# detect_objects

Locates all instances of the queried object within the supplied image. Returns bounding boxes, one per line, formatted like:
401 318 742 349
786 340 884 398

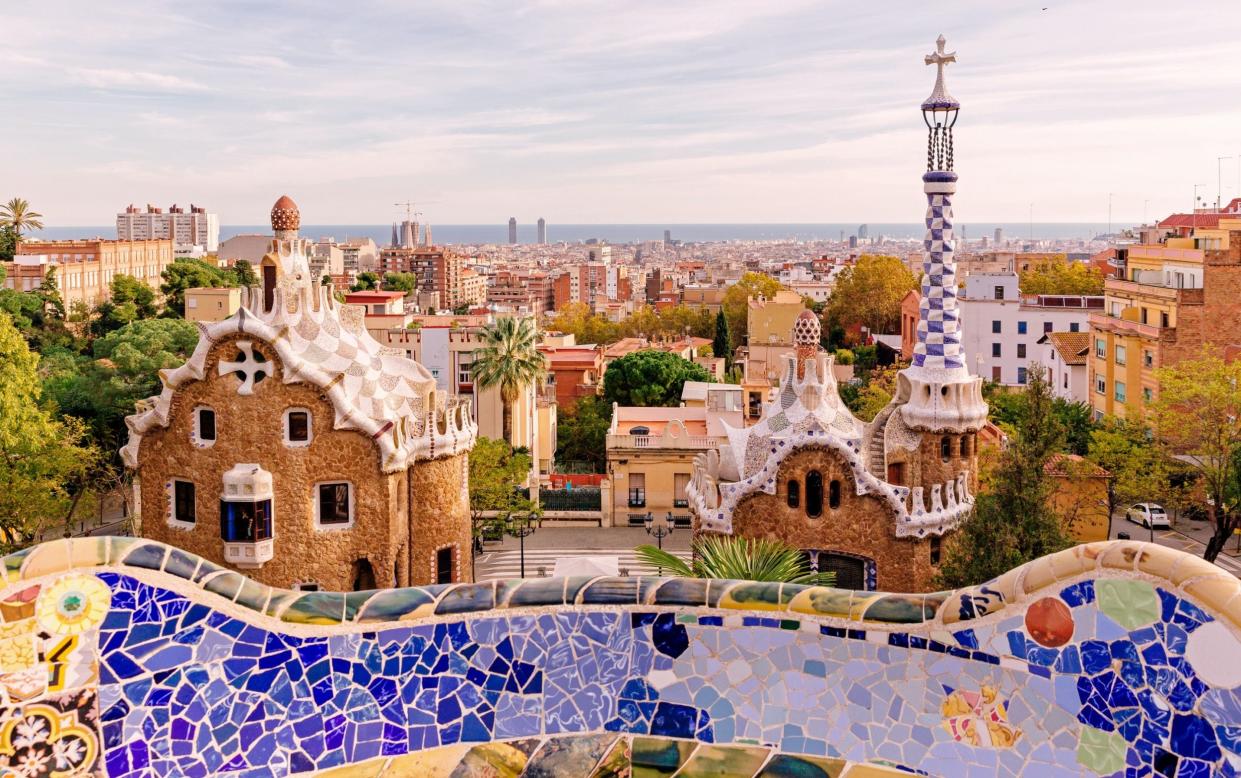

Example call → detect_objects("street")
1110 513 1241 576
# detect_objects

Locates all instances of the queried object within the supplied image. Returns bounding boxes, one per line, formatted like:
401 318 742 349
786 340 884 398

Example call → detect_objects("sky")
4 1 1241 227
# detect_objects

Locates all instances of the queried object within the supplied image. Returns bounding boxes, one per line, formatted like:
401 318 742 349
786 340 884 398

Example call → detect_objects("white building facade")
117 204 219 253
958 272 1102 387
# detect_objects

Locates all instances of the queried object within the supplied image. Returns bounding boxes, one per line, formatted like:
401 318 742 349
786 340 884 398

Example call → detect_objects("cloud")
69 67 209 93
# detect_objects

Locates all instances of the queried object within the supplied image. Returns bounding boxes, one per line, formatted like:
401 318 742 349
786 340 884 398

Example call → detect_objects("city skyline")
5 1 1241 226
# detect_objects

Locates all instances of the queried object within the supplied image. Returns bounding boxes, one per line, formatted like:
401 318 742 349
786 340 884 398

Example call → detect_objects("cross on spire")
921 34 960 111
925 34 956 80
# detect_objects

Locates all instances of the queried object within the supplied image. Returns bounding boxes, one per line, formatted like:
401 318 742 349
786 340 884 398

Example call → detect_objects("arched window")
805 471 824 518
787 480 800 508
628 426 650 436
940 436 952 462
828 479 841 509
960 436 970 457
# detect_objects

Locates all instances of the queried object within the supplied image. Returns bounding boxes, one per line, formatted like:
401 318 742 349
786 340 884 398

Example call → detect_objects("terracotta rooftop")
1042 332 1091 366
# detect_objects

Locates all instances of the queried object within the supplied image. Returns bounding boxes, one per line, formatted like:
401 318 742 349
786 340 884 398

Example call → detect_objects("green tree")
0 312 99 551
468 436 535 534
1150 348 1241 561
721 272 785 351
0 225 16 261
826 255 917 336
636 535 835 585
160 258 236 316
555 395 611 473
351 271 380 292
938 364 1071 587
381 272 417 293
1019 255 1104 296
1087 418 1163 540
232 259 259 287
0 198 44 240
712 310 731 366
603 349 711 407
471 317 548 443
92 275 158 336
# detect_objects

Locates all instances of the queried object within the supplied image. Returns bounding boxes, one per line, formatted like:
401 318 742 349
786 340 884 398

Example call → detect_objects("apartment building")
184 287 241 323
6 238 175 309
1088 216 1241 420
117 203 219 253
958 272 1101 386
486 270 555 315
379 246 465 310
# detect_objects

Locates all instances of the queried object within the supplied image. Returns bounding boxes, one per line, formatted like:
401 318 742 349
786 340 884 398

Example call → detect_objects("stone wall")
4 537 1241 777
725 446 939 592
135 334 468 591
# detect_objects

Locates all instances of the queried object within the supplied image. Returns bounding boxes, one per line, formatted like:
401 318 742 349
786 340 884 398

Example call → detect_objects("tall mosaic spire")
912 35 964 372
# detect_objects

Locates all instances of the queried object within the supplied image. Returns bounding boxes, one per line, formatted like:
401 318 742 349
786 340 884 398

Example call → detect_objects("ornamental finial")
921 34 959 111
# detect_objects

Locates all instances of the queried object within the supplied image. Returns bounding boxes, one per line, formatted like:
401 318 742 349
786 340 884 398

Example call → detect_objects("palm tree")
0 198 44 239
471 316 548 444
636 535 837 586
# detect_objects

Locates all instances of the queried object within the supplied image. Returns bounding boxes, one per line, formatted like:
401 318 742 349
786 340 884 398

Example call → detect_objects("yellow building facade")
1088 224 1241 420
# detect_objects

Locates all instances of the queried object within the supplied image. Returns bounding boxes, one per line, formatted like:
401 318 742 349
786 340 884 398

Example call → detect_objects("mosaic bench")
1 537 1239 777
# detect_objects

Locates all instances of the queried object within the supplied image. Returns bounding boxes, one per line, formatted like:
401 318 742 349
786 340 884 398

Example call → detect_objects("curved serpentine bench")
0 537 1238 776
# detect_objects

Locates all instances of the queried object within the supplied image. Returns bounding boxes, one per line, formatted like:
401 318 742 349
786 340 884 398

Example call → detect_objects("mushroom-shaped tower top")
793 308 821 346
271 195 300 234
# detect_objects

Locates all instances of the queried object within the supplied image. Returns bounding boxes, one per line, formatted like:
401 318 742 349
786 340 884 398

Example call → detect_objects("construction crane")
393 200 440 222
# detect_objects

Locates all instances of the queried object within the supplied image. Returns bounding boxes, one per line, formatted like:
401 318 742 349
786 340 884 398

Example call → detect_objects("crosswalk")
475 548 693 581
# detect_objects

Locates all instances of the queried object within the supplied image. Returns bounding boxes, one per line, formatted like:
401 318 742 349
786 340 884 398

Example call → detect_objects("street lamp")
509 512 538 578
643 512 674 574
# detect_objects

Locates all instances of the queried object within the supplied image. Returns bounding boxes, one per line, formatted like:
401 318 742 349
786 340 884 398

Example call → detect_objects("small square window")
991 320 1001 334
1043 321 1053 333
991 343 1001 357
1017 321 1027 335
317 482 352 526
172 480 196 525
1069 323 1079 332
285 409 311 445
1017 367 1028 384
1017 343 1026 359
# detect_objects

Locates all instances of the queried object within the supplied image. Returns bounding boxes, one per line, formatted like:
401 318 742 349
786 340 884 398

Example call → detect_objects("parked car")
1182 503 1210 522
1126 503 1170 529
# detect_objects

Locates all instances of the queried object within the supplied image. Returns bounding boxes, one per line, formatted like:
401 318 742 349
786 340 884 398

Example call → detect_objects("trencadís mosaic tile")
1 537 1240 776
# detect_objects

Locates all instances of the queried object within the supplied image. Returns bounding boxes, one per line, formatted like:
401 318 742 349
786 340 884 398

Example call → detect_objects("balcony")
607 433 718 450
1105 278 1204 304
1089 313 1162 339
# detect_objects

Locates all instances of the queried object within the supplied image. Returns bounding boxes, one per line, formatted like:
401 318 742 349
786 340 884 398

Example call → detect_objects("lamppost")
509 511 538 578
643 512 674 574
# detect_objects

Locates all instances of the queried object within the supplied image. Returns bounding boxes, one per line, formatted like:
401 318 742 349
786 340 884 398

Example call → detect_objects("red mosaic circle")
1025 597 1075 647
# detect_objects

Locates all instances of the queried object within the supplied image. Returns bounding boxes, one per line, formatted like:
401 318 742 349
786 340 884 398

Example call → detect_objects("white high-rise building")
117 204 219 253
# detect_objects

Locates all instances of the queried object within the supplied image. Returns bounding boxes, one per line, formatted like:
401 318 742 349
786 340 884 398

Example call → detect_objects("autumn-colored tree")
1150 347 1241 561
1086 418 1165 540
1018 255 1104 296
825 255 917 337
547 302 620 345
721 272 785 351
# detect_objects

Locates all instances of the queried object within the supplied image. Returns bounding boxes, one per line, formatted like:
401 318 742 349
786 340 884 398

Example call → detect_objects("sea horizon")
26 221 1129 246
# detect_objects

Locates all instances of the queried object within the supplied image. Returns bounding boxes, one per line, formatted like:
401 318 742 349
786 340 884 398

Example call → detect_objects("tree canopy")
1150 347 1241 561
232 259 259 287
351 272 380 292
0 312 99 551
468 436 535 524
825 255 917 336
603 349 711 407
1018 255 1105 296
555 395 610 473
92 275 158 336
381 272 417 293
160 258 237 316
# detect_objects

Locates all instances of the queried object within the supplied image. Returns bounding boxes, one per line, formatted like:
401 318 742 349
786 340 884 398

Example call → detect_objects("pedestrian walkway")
475 547 692 581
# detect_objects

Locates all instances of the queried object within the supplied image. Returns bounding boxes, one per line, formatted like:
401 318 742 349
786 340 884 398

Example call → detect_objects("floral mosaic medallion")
940 686 1021 748
0 690 99 777
35 576 110 638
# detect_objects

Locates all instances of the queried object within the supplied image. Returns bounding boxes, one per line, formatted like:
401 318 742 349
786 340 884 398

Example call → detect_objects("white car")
1126 503 1170 529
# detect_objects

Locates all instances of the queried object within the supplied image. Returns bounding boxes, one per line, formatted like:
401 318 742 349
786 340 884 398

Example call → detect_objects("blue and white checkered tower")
892 35 988 434
913 35 963 372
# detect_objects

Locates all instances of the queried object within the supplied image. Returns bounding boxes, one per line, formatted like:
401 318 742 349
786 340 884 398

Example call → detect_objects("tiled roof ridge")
5 537 1235 634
